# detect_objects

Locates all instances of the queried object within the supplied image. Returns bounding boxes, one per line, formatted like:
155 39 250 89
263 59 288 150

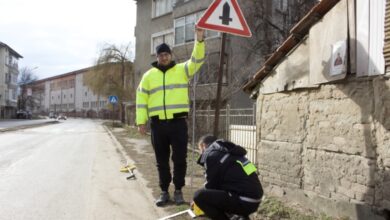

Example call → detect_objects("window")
151 30 174 54
70 94 73 98
83 102 90 108
9 89 16 100
175 11 218 45
8 55 18 68
277 0 288 12
11 74 17 84
153 0 176 17
85 91 87 96
12 89 16 100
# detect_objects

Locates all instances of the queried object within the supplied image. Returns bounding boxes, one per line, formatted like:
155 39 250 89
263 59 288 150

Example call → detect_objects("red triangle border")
197 0 252 37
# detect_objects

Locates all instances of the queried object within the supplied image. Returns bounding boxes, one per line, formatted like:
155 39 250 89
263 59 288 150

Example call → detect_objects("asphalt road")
0 119 161 220
0 119 55 130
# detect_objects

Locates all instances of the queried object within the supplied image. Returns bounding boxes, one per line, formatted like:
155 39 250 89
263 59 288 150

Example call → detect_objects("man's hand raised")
138 124 147 135
195 27 205 42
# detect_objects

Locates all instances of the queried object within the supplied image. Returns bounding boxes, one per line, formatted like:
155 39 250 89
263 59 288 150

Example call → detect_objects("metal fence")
189 104 258 166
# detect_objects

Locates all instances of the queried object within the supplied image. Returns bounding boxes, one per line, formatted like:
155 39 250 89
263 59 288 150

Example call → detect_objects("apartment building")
26 67 111 118
0 42 23 119
133 0 318 109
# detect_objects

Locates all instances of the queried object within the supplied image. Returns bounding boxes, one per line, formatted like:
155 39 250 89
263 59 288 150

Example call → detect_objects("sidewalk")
0 119 58 132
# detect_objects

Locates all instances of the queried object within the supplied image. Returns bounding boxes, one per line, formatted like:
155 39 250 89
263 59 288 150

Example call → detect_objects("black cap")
156 43 171 55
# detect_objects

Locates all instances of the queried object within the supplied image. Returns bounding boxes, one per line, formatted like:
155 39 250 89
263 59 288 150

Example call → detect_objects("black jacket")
197 140 263 200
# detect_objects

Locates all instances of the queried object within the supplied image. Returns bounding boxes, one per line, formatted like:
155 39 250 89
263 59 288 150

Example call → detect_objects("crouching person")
193 135 263 220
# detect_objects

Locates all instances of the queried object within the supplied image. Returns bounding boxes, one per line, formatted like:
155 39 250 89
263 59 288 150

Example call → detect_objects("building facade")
0 42 23 119
244 0 390 219
26 67 112 118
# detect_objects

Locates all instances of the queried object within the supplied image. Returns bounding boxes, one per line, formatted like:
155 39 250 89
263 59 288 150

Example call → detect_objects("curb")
0 121 60 133
103 125 168 218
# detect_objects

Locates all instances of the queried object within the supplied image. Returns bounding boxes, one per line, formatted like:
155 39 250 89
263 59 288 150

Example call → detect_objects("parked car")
16 110 32 119
57 114 67 120
49 112 57 119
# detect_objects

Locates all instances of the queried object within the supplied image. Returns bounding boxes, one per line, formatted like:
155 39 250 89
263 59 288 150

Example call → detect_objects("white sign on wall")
330 40 347 76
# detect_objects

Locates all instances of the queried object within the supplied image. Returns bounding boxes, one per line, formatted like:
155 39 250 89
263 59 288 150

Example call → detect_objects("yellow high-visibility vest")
136 41 205 125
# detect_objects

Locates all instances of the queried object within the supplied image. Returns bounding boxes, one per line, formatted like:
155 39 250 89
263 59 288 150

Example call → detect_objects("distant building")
26 67 113 119
0 42 23 119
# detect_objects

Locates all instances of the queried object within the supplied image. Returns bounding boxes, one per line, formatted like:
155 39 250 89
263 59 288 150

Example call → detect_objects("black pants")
193 189 260 220
150 118 188 192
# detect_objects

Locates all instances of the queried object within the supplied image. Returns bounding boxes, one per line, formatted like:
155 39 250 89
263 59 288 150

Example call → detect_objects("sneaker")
229 214 250 220
155 191 170 207
173 190 185 205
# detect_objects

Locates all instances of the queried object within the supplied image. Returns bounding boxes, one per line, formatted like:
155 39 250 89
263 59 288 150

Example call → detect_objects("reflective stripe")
236 160 257 176
185 62 190 79
137 104 148 109
220 154 230 163
242 160 250 166
149 84 188 95
191 56 205 63
148 104 189 113
138 87 150 94
239 196 262 203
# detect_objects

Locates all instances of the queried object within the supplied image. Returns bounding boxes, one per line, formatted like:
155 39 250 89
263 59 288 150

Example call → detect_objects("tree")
18 67 38 111
84 43 135 124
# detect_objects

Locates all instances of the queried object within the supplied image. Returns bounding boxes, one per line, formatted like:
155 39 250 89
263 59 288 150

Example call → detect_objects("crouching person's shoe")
229 214 250 220
173 190 185 205
155 191 170 207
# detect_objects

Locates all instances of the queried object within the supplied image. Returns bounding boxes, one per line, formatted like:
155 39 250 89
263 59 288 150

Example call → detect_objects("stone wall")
256 77 390 219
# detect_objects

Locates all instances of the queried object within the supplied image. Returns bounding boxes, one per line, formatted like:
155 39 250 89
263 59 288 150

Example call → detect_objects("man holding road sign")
136 27 205 206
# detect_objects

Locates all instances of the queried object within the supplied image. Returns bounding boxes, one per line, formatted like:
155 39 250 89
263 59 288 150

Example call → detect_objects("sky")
0 0 136 80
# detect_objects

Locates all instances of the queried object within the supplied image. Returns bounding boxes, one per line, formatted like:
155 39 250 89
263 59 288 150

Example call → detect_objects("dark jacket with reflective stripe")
197 140 263 200
136 41 205 125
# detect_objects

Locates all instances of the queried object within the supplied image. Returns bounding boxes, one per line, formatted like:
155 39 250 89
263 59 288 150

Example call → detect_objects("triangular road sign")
197 0 252 37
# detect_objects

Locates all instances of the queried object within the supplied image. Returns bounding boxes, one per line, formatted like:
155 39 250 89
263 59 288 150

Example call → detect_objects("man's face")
157 52 172 66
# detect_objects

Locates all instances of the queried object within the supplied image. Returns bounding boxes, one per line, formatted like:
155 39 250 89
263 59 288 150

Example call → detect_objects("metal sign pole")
213 33 227 136
112 103 115 127
190 56 199 196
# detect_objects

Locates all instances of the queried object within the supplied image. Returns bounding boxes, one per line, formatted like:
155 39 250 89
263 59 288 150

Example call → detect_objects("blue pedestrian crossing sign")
109 95 118 104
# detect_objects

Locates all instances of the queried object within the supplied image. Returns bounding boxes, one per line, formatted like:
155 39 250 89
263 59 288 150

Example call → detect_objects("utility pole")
213 33 227 136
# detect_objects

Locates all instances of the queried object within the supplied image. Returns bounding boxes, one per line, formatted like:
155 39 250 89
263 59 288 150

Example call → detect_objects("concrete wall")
256 78 390 219
75 74 83 111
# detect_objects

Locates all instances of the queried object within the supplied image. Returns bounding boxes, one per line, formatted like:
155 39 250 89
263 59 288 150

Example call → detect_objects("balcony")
6 99 17 107
6 63 19 72
5 74 18 87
